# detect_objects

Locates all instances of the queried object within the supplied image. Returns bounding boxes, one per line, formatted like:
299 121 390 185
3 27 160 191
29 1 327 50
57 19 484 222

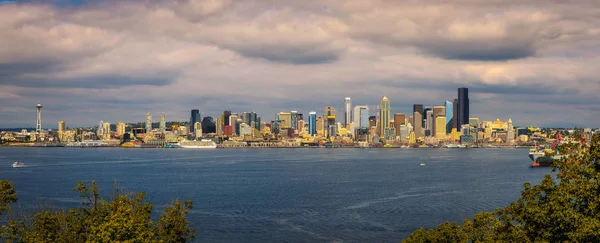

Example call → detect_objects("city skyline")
1 1 600 128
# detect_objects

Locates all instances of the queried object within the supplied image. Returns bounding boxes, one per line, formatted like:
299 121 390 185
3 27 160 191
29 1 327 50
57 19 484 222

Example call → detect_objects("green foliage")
0 180 18 215
0 180 197 243
404 134 600 243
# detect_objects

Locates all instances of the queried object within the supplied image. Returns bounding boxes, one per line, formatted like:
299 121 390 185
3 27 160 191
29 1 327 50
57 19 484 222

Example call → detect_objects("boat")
178 139 217 149
529 132 564 167
420 161 425 166
12 162 25 168
445 144 459 148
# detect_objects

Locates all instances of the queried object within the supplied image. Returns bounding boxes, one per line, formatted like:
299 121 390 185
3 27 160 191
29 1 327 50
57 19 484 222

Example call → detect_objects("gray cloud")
0 0 599 128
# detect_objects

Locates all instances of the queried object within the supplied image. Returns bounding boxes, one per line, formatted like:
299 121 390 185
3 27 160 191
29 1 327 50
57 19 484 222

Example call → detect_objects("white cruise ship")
178 139 217 149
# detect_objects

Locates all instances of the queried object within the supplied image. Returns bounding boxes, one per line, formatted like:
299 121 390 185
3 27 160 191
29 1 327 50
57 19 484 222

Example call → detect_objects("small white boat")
420 161 425 166
12 162 25 168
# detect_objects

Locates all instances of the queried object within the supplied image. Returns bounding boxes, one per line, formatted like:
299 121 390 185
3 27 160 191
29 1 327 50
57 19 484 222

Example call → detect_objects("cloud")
0 0 599 127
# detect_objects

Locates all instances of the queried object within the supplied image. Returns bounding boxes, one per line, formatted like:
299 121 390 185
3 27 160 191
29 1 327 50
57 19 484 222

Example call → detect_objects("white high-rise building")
344 97 352 128
159 112 166 132
379 97 390 136
353 105 369 129
145 112 152 133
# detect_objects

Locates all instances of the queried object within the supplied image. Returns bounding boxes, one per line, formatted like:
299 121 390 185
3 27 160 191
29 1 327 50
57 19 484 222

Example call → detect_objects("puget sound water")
0 147 548 242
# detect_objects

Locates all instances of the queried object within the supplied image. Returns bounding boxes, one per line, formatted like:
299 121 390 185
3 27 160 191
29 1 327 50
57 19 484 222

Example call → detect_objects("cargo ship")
529 132 564 167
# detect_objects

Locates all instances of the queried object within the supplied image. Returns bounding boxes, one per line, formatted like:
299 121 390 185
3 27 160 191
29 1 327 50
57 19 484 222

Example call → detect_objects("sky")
1 0 599 128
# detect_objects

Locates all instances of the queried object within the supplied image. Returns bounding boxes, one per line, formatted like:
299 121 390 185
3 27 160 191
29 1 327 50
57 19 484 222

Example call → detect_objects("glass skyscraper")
445 100 453 134
308 112 317 136
458 87 469 128
190 109 200 133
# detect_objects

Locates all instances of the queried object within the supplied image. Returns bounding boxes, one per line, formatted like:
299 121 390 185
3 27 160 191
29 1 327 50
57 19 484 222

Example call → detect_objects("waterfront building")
352 106 369 129
409 131 416 144
290 111 298 130
116 122 126 137
394 113 405 136
194 122 202 138
159 113 166 132
308 112 317 136
384 127 395 141
413 111 423 138
145 112 152 132
435 116 446 139
457 87 469 128
277 112 292 129
445 100 453 134
58 121 65 133
344 97 352 128
379 96 390 137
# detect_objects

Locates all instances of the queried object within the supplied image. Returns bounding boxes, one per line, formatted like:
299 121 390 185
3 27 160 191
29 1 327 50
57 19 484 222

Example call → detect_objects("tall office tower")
308 112 317 136
103 122 111 140
235 119 243 136
116 121 126 137
248 112 258 130
190 109 200 133
394 113 405 136
324 106 336 137
507 118 514 143
399 124 409 141
200 116 214 133
445 100 454 134
413 111 423 137
277 112 292 128
316 116 324 136
432 106 446 136
435 116 446 139
408 116 413 127
379 96 390 137
194 122 202 138
457 87 469 128
58 120 65 133
413 104 423 134
229 113 239 131
216 117 224 136
344 97 352 128
290 111 298 130
145 112 152 133
425 110 433 136
241 112 249 124
452 99 458 130
97 121 105 137
353 106 369 129
159 112 166 132
36 104 42 133
223 111 232 126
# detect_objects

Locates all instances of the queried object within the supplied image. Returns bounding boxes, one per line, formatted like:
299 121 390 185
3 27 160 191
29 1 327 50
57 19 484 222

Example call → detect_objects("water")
0 147 547 242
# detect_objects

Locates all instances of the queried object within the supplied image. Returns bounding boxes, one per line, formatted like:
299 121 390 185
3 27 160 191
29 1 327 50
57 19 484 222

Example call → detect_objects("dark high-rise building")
457 87 469 129
201 116 216 134
223 111 231 126
452 99 458 130
413 104 424 131
190 109 201 133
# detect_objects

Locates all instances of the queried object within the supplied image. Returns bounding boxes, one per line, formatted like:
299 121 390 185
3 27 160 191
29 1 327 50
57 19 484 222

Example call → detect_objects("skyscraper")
458 87 469 128
445 100 454 134
145 112 152 133
277 112 291 129
190 109 200 133
379 96 390 137
452 99 458 130
308 111 317 136
413 104 423 136
229 113 238 132
344 97 352 128
432 106 445 136
435 116 446 139
58 120 65 133
324 106 336 137
223 111 231 126
159 112 166 132
353 105 369 129
394 113 405 136
291 111 298 130
116 121 126 137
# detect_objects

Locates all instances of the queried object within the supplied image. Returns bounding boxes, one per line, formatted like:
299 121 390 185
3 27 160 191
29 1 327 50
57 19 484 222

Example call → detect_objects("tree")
0 180 17 215
404 134 600 242
0 180 197 242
